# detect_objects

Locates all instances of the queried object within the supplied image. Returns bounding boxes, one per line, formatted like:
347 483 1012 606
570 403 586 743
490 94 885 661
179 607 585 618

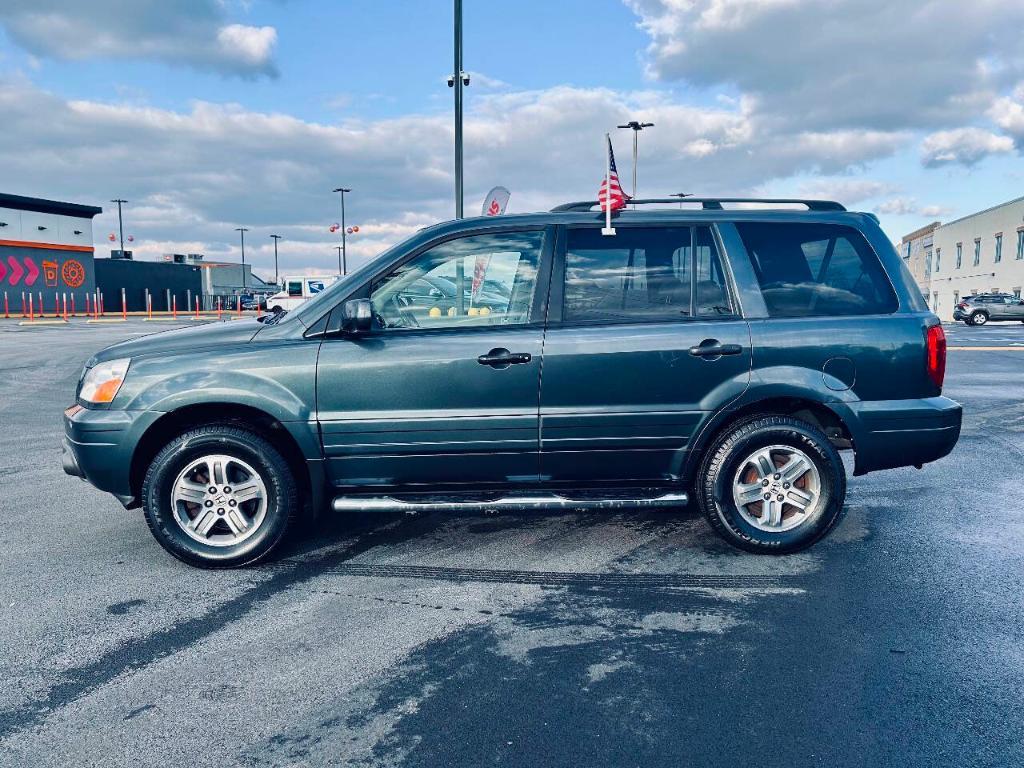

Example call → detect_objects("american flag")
598 135 628 212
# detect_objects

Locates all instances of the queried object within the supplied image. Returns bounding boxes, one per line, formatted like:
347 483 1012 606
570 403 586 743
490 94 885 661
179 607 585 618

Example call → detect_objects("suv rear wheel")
696 415 846 554
970 310 988 326
141 424 298 568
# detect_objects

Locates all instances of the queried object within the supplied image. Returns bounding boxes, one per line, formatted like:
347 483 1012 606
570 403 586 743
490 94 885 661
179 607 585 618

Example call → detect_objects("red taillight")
926 324 946 389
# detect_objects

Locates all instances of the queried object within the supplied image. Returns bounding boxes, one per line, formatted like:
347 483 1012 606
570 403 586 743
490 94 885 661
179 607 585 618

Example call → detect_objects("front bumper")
837 396 962 476
62 405 161 508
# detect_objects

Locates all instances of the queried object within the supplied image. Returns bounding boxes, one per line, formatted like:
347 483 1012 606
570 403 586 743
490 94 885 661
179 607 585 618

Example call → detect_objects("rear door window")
736 222 898 317
563 225 733 322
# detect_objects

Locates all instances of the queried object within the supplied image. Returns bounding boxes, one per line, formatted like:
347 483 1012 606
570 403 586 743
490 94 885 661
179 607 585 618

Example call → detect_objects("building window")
903 242 912 259
1017 230 1024 260
956 242 962 269
995 233 1003 263
935 247 941 272
973 239 981 266
925 248 932 277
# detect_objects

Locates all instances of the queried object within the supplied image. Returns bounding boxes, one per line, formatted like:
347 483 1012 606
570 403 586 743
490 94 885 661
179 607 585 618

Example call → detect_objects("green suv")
63 198 962 567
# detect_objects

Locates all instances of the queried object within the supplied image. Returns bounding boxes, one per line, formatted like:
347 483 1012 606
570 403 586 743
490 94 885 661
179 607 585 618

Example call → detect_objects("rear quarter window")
736 222 898 317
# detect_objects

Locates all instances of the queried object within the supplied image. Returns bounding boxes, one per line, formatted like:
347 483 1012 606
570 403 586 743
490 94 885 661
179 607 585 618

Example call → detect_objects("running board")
331 492 689 514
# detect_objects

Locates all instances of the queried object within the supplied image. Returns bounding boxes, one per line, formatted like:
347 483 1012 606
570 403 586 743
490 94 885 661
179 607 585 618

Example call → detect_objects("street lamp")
110 199 128 255
270 234 282 285
235 227 249 290
332 187 351 275
448 0 470 219
617 121 655 204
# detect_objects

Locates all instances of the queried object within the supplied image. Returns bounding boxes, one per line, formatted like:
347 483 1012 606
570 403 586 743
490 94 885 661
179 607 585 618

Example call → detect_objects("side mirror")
341 298 373 333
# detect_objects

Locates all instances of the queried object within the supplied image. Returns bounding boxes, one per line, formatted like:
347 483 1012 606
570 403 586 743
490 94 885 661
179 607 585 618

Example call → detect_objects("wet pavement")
1 320 1022 767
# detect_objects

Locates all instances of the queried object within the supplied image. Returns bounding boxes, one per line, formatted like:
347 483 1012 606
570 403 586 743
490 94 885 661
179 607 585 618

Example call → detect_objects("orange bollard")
71 293 76 317
3 291 8 319
28 293 34 322
93 292 99 320
63 293 68 321
147 293 152 319
237 296 242 318
122 287 127 320
172 295 177 319
21 292 26 317
195 296 200 319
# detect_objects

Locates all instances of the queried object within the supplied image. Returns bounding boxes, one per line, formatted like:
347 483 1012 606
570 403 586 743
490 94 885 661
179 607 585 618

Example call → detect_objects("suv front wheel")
697 415 846 554
141 424 298 568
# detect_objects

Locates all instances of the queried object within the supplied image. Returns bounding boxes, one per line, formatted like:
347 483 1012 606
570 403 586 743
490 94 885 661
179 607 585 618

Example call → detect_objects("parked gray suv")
63 198 962 568
952 293 1024 325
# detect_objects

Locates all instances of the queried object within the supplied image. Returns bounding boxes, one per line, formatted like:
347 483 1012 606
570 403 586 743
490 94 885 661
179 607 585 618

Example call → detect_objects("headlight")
80 358 131 404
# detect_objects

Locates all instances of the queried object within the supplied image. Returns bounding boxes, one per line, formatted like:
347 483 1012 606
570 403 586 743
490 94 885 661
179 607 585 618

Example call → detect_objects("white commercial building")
926 196 1024 320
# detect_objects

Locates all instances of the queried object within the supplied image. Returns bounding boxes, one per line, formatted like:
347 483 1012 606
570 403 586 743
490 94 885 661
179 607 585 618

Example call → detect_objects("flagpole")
602 133 615 236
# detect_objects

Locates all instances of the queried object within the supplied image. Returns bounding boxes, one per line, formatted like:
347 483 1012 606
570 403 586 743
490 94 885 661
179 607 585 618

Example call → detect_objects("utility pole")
235 227 249 290
270 234 282 285
449 0 469 219
335 246 346 277
110 199 127 255
332 187 350 275
617 121 654 205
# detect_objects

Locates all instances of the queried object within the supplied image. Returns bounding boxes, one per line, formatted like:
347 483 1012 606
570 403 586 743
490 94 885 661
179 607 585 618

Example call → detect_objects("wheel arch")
129 402 322 517
682 395 854 482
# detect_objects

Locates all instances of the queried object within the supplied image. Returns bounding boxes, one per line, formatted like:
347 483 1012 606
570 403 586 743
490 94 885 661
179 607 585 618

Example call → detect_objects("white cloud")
875 198 952 218
625 0 1024 131
920 128 1014 167
989 84 1024 142
0 74 937 278
0 1 278 77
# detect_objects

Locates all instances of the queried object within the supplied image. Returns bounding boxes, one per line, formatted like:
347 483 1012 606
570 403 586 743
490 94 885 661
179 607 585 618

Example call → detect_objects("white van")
266 275 339 313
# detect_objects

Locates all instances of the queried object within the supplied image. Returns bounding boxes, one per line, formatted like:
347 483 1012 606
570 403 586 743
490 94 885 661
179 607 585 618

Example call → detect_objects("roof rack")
551 198 847 212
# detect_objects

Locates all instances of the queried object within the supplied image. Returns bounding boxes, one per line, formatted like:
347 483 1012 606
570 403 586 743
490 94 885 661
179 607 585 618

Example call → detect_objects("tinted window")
287 281 303 297
564 226 732 322
369 231 542 330
736 222 898 317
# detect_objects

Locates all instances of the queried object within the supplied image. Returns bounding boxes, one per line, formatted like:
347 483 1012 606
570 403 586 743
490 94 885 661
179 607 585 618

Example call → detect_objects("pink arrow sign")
0 260 6 283
23 257 39 286
7 256 23 286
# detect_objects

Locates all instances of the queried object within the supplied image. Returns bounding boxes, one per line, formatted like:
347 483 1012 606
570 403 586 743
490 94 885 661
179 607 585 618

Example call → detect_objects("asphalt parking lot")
1 319 1022 767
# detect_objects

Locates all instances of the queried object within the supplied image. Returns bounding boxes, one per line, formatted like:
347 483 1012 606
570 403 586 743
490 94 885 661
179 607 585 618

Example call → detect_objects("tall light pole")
332 187 350 275
449 0 469 219
235 227 249 290
110 199 127 255
270 234 282 285
617 121 654 204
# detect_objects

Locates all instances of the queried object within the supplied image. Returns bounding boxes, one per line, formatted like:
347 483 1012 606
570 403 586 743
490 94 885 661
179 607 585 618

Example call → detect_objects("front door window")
369 231 543 330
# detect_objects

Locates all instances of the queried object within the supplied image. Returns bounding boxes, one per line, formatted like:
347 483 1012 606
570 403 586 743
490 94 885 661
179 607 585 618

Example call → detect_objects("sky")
2 0 1024 279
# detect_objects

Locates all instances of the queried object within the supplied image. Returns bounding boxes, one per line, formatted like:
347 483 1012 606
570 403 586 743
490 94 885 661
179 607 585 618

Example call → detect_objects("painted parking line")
948 346 1024 351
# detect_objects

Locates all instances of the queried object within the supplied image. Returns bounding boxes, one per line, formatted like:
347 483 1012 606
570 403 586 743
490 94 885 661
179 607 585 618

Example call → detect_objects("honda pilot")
63 198 962 567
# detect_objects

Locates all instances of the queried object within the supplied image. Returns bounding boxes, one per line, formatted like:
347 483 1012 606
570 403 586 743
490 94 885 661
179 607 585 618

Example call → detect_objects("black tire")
141 424 298 568
970 310 988 326
696 415 846 554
